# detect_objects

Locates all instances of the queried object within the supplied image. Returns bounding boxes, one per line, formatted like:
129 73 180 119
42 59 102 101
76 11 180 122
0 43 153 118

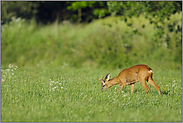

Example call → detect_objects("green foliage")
107 1 182 18
106 2 182 56
1 13 182 69
67 1 108 22
67 1 95 10
93 8 109 18
1 65 182 121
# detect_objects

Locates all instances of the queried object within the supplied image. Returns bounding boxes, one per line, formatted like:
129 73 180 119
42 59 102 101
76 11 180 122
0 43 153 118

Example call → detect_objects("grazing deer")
99 64 161 95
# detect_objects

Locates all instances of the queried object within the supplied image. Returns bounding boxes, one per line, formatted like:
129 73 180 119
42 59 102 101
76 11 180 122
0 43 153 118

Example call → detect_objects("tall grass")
1 12 182 69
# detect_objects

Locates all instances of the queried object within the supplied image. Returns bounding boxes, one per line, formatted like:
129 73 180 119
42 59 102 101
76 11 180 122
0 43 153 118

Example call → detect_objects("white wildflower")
15 17 21 22
52 86 58 89
51 81 55 83
172 83 177 87
50 79 60 84
6 69 10 72
52 86 58 91
50 79 64 91
173 80 176 82
8 64 13 68
123 94 127 97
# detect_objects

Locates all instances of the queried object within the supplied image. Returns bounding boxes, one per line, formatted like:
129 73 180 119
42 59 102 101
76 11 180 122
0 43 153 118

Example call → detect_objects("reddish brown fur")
99 64 161 95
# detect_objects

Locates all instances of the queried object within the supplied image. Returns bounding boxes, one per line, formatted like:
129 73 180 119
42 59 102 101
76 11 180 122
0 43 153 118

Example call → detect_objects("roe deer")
99 64 161 95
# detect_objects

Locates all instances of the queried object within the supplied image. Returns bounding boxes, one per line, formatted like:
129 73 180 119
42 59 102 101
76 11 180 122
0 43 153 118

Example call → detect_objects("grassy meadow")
1 12 182 122
1 64 182 122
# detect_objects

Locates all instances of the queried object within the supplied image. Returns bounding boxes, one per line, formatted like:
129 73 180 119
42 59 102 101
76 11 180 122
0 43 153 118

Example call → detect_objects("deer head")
99 73 111 90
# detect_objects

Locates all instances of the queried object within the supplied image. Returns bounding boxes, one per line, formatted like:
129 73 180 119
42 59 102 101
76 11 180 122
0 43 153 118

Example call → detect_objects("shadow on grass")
161 90 170 95
132 89 170 95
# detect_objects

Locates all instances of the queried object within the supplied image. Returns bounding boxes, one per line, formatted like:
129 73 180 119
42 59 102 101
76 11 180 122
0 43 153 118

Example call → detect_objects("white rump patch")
148 70 153 73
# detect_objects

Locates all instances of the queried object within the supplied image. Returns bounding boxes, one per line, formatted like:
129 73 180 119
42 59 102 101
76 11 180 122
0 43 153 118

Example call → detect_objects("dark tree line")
1 1 108 24
1 1 182 24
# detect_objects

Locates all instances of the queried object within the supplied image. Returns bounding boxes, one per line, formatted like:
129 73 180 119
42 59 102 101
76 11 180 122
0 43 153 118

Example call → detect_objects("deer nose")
102 85 106 91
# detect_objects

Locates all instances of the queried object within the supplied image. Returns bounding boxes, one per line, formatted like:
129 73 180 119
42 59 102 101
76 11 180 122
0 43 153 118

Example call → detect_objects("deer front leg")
139 78 150 93
131 84 134 94
118 83 125 92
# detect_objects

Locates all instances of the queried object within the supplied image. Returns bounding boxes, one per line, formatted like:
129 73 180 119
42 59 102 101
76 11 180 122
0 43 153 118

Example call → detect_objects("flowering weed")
49 79 65 91
1 63 18 82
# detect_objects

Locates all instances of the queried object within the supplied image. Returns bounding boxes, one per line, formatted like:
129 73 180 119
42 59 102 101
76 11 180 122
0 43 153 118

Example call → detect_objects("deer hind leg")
148 77 161 95
139 78 150 93
130 84 134 94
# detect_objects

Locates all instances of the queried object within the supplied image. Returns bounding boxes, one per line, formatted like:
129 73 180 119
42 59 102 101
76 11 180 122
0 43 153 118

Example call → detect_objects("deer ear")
105 73 110 81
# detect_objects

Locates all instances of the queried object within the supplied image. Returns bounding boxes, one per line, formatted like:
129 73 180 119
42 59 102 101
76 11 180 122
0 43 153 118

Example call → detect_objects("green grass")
1 64 182 122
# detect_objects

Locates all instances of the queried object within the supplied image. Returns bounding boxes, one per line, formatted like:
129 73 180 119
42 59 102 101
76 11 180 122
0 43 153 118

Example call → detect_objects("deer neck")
108 77 119 87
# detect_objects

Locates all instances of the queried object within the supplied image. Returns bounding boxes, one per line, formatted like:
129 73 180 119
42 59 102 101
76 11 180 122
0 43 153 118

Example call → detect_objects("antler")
99 76 103 81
